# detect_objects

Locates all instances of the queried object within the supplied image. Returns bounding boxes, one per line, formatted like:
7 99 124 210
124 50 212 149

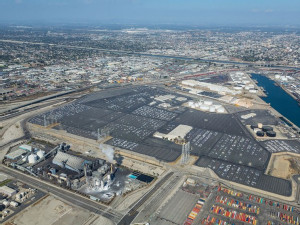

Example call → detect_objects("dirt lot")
8 195 112 225
267 153 300 179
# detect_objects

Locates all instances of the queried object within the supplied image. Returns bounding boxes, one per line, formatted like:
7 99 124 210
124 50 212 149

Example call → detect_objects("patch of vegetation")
0 179 12 187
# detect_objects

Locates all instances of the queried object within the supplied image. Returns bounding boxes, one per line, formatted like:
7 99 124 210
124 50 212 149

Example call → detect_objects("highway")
1 39 300 71
118 172 174 225
0 165 123 223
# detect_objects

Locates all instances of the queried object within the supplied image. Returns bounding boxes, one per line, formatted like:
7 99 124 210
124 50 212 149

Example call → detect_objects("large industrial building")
52 151 91 173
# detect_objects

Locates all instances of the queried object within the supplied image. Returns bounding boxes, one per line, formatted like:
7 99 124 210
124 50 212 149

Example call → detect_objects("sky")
1 0 300 26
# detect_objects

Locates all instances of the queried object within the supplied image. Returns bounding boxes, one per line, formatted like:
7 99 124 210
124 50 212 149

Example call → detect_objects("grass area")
0 179 12 187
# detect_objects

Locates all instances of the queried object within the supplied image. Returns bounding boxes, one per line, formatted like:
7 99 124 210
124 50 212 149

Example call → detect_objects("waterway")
251 73 300 128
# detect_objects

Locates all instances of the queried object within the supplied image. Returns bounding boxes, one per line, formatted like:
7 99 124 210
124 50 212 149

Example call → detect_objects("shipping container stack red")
210 205 257 224
183 198 205 225
217 186 243 198
201 215 237 225
215 195 260 214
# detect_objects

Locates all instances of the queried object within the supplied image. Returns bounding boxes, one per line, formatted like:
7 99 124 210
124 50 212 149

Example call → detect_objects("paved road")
0 165 123 223
118 172 174 225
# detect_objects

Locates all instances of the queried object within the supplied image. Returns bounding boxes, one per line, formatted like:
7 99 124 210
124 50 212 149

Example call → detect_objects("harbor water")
251 73 300 128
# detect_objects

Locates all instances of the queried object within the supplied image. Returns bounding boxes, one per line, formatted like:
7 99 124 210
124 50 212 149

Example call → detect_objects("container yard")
144 178 300 225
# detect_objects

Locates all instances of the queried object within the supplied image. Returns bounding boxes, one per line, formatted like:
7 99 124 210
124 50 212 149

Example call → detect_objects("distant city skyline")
1 0 300 26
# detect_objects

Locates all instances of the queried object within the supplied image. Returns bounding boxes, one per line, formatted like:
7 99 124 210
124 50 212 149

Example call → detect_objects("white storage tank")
234 86 243 90
204 100 213 106
188 101 193 107
217 107 225 113
209 106 216 112
28 154 38 164
37 150 45 159
200 105 209 111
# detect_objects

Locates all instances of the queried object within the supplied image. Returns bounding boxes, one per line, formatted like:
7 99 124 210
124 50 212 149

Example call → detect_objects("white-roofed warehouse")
52 151 91 173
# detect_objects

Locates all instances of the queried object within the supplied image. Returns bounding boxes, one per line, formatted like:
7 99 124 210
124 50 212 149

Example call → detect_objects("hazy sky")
1 0 300 26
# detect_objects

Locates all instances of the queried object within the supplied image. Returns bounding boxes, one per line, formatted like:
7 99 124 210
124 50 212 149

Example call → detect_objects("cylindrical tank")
209 106 216 112
204 101 213 106
28 154 38 164
257 123 263 129
262 126 273 132
37 150 45 159
250 124 258 130
200 105 209 111
266 131 276 137
234 86 243 90
216 107 225 113
256 131 264 137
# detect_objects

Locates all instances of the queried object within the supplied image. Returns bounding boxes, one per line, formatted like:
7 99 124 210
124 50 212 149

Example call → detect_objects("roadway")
0 165 123 223
118 172 174 225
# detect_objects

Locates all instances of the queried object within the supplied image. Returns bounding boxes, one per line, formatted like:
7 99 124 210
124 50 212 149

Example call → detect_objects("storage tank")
257 123 263 129
216 107 225 113
37 150 45 159
250 124 258 130
203 101 213 106
28 154 38 164
234 86 243 90
200 105 209 111
262 126 273 132
256 131 264 137
266 131 276 137
209 106 216 112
